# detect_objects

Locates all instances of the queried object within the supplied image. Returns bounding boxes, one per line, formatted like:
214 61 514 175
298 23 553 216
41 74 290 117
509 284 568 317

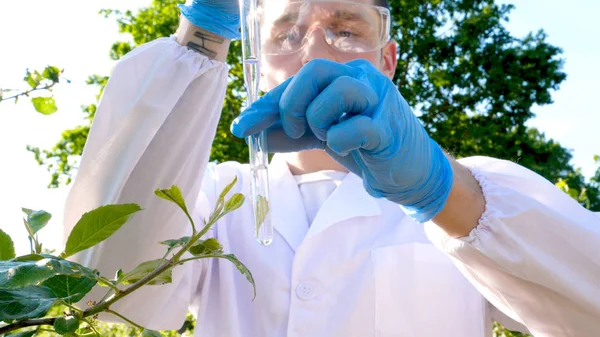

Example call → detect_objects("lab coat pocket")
371 243 486 337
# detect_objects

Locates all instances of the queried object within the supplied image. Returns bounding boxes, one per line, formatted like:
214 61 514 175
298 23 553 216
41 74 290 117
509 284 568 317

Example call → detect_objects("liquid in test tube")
240 0 273 246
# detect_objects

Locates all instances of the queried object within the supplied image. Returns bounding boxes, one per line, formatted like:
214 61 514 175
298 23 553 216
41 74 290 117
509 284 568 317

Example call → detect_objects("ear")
380 40 397 80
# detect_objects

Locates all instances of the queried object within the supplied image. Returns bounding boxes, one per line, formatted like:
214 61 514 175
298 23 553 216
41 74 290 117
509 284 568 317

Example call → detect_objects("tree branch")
105 309 144 329
0 83 56 102
0 318 55 334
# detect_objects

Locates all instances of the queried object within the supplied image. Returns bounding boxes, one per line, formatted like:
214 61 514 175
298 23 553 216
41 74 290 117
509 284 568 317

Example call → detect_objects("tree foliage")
24 0 599 211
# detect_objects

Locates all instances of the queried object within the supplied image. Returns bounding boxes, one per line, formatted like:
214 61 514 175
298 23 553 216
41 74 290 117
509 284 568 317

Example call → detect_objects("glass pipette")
239 0 273 246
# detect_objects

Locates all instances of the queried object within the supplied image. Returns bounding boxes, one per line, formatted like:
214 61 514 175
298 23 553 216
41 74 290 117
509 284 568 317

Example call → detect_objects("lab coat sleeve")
62 36 228 330
424 156 600 337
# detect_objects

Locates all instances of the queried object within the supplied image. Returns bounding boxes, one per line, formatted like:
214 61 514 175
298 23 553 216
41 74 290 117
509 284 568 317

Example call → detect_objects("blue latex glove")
231 59 454 222
178 0 242 40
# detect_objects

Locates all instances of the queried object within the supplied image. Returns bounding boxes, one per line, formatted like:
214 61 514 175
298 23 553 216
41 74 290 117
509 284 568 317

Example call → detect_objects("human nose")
300 26 337 65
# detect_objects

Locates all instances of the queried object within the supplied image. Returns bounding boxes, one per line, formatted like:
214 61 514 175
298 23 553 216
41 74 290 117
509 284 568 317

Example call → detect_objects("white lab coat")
63 36 600 337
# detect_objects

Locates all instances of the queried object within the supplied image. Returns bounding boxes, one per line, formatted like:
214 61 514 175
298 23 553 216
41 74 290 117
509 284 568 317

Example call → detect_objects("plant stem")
83 318 100 337
0 318 55 334
0 83 56 103
105 309 144 329
61 301 84 314
98 276 121 293
0 218 219 335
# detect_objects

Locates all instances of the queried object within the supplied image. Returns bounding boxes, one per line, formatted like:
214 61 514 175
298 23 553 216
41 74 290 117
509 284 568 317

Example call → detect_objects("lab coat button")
296 283 316 300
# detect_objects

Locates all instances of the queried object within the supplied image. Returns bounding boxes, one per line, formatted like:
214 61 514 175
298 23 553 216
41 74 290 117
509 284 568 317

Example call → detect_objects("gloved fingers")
264 126 326 153
326 115 381 156
231 77 293 138
280 59 356 139
325 148 364 177
306 76 379 141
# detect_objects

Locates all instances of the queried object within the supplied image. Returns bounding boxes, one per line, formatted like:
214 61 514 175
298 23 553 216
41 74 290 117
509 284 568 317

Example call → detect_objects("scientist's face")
259 0 397 91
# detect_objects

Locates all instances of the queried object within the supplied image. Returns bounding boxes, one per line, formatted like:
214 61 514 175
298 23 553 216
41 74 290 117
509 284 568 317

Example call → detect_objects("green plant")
0 66 67 115
0 177 254 336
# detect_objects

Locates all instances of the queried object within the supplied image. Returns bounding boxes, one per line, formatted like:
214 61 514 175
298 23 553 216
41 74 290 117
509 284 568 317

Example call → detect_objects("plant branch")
98 275 121 293
83 318 101 337
0 318 55 334
105 309 144 329
0 209 220 335
0 83 56 102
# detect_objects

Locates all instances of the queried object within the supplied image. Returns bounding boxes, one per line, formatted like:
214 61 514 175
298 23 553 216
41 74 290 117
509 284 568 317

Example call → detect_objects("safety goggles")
260 1 391 56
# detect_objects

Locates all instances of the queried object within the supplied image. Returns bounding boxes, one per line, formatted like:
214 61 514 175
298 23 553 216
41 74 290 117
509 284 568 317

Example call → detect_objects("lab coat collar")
269 153 381 251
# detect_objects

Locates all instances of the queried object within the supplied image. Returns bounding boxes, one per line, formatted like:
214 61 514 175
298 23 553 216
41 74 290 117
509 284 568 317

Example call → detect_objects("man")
64 0 600 336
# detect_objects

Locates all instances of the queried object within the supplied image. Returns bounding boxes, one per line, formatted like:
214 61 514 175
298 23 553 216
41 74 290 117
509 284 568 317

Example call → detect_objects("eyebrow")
271 8 372 27
272 12 299 27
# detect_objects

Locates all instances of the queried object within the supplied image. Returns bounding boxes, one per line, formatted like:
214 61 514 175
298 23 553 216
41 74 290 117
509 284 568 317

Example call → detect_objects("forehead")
260 0 377 22
260 0 374 5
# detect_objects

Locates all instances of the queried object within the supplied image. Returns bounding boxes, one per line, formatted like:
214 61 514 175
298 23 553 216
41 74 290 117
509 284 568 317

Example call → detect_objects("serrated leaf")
255 194 270 235
142 329 162 337
4 329 37 337
31 97 57 115
189 238 223 256
42 66 61 82
155 185 188 212
54 315 80 334
0 229 16 261
119 259 172 286
22 209 52 235
0 285 58 321
42 274 97 304
0 255 97 289
159 236 190 249
61 203 142 258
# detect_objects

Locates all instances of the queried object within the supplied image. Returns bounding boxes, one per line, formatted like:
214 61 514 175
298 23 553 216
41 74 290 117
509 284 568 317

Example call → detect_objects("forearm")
424 156 600 335
432 155 486 238
175 16 231 62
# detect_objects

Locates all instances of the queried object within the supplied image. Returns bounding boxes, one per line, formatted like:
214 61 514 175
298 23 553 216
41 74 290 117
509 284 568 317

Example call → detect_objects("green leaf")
31 97 58 115
0 255 97 289
24 69 40 89
206 253 256 300
4 329 38 337
255 194 270 235
223 193 245 216
61 203 142 258
0 229 16 261
218 176 239 204
155 185 196 231
119 259 172 286
54 315 80 334
154 185 188 214
0 285 57 321
159 236 190 249
42 274 97 304
22 208 52 235
142 329 162 337
189 238 223 256
594 154 599 163
42 66 61 82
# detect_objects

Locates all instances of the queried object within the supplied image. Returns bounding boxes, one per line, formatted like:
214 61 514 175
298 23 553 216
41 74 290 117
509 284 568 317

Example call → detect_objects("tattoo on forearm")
186 31 225 58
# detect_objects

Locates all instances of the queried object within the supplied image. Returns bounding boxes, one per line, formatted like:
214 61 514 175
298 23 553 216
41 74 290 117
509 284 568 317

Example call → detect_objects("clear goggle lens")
260 1 391 55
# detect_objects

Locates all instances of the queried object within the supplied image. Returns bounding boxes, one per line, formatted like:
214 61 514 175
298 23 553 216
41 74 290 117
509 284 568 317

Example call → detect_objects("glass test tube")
239 0 273 246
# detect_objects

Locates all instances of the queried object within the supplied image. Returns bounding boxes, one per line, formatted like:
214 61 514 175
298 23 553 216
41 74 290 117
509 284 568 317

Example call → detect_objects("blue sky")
0 0 598 255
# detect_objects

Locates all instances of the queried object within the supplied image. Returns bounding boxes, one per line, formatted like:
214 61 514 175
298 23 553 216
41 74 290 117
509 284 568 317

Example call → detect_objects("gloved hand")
178 0 242 40
231 59 454 222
